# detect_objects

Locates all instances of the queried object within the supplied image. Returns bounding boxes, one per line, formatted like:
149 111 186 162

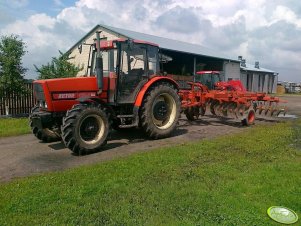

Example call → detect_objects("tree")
35 51 83 79
0 34 27 96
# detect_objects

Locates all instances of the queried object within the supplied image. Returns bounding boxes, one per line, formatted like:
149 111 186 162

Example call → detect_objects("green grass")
0 121 300 225
0 117 31 137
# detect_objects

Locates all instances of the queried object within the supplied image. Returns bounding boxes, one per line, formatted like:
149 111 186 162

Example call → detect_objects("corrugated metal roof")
68 24 238 62
101 24 237 61
241 62 275 73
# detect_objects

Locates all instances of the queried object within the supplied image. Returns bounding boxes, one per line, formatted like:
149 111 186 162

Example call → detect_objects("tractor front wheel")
61 103 109 155
140 84 180 138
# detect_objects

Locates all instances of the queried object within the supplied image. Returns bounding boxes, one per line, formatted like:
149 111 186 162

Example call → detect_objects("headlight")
39 100 48 109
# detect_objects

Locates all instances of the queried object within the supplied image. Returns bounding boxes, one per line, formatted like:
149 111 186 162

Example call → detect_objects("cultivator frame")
179 81 286 125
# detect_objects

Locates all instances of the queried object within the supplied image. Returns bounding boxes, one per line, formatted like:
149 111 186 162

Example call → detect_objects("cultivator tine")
225 102 234 117
264 106 271 115
218 103 223 116
253 101 258 113
276 107 287 116
230 103 238 118
255 102 262 115
270 107 277 117
222 103 228 117
209 102 216 115
215 103 222 116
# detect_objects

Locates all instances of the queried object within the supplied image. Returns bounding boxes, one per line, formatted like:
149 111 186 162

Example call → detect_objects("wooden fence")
0 82 35 116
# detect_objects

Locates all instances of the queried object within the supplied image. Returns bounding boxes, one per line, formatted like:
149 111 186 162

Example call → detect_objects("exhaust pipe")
95 31 103 92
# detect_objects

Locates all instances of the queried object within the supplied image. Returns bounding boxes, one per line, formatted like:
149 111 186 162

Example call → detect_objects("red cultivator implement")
179 81 286 126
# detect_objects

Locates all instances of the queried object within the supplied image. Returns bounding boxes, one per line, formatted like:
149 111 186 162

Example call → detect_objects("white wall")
223 61 240 80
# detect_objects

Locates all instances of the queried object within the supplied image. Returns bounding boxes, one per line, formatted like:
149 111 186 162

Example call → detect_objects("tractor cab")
194 71 222 90
89 39 160 104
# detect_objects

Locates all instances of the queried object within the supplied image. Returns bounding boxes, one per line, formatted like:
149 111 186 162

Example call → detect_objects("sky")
0 0 300 82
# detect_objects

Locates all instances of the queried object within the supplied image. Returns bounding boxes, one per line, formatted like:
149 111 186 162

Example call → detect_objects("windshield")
90 49 117 76
195 72 221 89
119 43 159 76
120 43 146 75
148 46 159 75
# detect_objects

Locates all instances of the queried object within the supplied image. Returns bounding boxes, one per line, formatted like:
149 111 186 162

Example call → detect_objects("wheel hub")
153 101 168 121
80 117 100 141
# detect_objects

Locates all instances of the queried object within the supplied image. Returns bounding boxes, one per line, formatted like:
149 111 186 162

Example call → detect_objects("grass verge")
0 117 30 137
0 121 300 225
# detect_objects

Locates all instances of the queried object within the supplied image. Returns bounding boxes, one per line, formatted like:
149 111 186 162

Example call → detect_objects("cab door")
117 43 148 103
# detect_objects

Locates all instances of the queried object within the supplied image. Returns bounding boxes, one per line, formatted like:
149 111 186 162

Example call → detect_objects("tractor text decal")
52 92 97 100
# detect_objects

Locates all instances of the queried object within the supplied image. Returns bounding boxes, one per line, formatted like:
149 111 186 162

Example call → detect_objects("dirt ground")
0 95 300 182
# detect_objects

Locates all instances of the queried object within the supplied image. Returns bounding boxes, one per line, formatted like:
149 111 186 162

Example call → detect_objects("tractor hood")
36 77 98 92
33 77 101 112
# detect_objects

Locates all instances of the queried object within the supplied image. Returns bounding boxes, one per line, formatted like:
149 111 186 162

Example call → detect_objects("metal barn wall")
240 72 247 88
252 73 259 92
272 75 278 93
223 61 240 81
263 74 269 92
267 74 276 93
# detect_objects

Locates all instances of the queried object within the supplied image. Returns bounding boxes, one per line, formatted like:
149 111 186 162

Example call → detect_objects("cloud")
270 5 301 28
0 0 300 82
204 16 247 51
155 6 206 33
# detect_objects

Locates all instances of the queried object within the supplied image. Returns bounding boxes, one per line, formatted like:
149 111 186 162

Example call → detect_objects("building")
67 24 240 80
67 24 277 93
278 81 301 93
239 57 277 93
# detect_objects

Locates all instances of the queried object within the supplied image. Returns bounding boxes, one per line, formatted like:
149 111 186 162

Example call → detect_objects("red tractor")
30 32 181 154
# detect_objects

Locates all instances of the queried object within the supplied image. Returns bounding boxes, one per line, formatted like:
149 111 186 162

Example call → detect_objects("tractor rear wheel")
29 105 60 142
140 84 180 138
61 103 109 155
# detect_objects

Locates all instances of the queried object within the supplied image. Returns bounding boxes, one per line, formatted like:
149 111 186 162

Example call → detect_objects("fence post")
5 105 9 116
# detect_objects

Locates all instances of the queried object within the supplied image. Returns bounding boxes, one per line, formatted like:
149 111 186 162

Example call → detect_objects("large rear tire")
61 103 109 155
140 84 180 139
29 106 60 143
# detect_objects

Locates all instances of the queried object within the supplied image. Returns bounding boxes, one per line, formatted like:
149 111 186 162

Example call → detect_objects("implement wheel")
185 107 200 121
61 103 109 155
140 84 180 138
241 108 255 126
29 105 60 143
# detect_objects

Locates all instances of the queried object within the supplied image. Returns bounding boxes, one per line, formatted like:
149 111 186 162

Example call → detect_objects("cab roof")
196 71 220 75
